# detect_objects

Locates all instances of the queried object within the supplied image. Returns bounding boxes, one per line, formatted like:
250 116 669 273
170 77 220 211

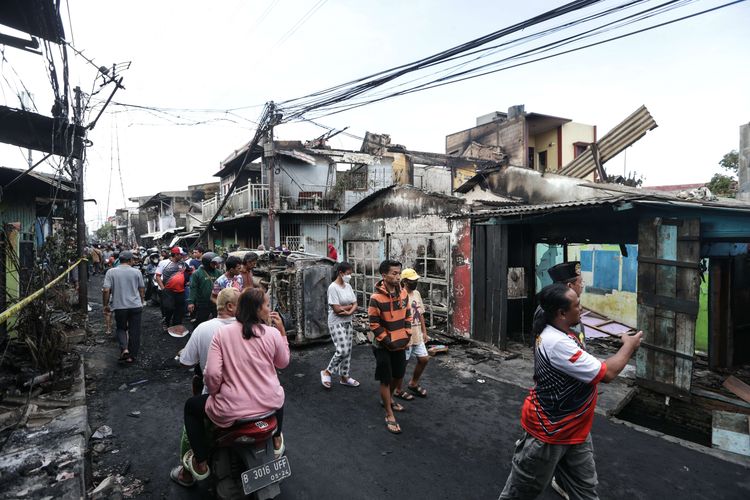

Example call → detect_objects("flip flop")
393 390 415 401
320 370 332 389
380 400 405 412
339 377 360 387
181 450 210 481
408 385 428 398
170 465 195 488
385 417 401 434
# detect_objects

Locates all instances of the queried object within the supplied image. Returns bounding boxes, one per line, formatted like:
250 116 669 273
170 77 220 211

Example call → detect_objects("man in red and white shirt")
499 283 642 500
156 247 187 331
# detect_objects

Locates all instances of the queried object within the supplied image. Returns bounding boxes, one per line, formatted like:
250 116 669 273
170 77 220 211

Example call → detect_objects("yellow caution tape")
0 257 88 325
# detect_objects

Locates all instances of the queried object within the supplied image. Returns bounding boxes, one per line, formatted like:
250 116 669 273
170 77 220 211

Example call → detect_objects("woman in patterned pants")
320 262 360 389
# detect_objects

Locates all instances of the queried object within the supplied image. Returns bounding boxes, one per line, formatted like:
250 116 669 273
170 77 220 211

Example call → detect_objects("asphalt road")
84 275 750 500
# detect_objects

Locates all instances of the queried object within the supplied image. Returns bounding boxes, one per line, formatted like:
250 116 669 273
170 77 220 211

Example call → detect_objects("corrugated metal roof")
465 189 750 220
559 105 657 179
467 196 631 218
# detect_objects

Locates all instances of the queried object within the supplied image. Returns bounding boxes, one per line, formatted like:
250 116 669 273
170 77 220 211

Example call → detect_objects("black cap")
548 261 581 282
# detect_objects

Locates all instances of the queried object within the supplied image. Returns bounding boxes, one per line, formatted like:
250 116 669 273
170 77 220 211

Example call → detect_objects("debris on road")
92 442 109 454
127 411 140 418
89 475 124 500
428 345 449 355
92 425 113 439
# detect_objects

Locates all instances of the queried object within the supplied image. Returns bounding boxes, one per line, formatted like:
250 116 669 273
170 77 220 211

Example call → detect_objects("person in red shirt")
156 247 187 331
498 283 642 499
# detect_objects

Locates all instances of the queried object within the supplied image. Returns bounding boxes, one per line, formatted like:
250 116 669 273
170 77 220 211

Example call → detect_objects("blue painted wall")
593 250 620 290
621 244 638 292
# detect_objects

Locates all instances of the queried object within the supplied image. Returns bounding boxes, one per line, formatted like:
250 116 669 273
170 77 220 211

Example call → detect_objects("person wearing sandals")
369 260 411 434
320 262 360 390
178 288 290 486
171 287 240 487
102 251 145 364
393 268 430 402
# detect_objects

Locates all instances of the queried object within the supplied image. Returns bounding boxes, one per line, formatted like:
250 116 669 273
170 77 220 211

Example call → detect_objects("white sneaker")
551 477 570 500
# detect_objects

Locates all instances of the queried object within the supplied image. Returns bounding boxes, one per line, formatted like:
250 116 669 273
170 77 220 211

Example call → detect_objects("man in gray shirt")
103 250 145 363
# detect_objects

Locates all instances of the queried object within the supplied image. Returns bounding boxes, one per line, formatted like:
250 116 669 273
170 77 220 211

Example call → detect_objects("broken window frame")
388 233 450 329
345 240 381 309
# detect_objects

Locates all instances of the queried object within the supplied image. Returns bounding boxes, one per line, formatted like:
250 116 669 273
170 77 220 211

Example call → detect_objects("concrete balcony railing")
202 183 269 221
201 182 340 222
279 194 339 211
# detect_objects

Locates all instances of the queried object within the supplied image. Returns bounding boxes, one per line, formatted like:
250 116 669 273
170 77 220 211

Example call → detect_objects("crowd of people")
93 241 641 499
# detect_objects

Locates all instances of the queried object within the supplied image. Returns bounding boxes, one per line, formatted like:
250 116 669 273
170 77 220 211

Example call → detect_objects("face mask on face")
342 274 352 284
404 281 417 291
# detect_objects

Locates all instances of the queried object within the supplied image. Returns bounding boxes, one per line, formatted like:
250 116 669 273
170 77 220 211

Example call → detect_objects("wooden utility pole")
73 86 88 312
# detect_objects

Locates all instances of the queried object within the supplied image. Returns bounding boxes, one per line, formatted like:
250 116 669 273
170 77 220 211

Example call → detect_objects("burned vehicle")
229 250 336 345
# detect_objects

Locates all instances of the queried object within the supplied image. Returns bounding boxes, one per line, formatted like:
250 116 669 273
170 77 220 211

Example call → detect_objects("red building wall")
451 219 472 336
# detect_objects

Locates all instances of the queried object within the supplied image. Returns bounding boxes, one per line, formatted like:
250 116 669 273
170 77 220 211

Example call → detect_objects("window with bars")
388 234 450 328
345 240 381 308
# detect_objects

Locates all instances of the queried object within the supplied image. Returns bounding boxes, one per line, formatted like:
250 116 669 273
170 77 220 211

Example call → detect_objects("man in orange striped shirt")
368 259 412 434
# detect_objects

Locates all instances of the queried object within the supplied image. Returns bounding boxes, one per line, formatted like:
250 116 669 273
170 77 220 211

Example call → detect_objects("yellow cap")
401 268 421 280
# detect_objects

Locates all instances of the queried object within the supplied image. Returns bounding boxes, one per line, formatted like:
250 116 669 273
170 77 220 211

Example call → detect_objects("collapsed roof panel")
0 106 85 159
559 105 657 179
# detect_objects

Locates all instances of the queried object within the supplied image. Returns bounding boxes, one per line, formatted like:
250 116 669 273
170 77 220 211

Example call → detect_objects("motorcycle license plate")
241 456 291 495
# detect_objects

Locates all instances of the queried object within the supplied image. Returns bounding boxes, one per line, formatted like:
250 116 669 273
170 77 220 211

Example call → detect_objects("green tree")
706 173 736 197
95 222 114 241
707 150 739 198
719 150 739 174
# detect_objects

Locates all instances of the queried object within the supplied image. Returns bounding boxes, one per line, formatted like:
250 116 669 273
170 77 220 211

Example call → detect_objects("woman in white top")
320 262 360 389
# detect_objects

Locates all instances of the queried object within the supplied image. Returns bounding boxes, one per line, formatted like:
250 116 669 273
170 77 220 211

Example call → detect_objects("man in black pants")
156 247 187 331
102 251 145 363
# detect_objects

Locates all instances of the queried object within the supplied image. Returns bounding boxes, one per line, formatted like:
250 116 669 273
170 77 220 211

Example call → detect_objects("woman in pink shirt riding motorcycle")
181 287 290 481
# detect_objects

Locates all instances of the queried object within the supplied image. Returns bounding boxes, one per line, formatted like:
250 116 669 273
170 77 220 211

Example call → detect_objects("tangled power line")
276 0 746 122
98 0 745 132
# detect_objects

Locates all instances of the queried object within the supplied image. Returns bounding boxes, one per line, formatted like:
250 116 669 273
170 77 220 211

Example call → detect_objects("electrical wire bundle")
276 0 746 123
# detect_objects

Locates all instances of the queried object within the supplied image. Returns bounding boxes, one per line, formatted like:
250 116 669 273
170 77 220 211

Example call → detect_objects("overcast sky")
0 0 748 229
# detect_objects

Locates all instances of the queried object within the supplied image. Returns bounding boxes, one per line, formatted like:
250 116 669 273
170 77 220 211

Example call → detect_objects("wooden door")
471 224 508 347
636 217 701 394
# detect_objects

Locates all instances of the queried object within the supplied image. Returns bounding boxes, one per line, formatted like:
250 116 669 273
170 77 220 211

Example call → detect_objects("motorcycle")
210 412 290 500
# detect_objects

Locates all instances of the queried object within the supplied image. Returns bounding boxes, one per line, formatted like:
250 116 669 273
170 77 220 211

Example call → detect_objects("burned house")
131 187 212 247
454 163 750 451
201 141 346 254
201 131 512 257
447 105 657 185
337 184 511 334
446 104 598 183
0 166 76 325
